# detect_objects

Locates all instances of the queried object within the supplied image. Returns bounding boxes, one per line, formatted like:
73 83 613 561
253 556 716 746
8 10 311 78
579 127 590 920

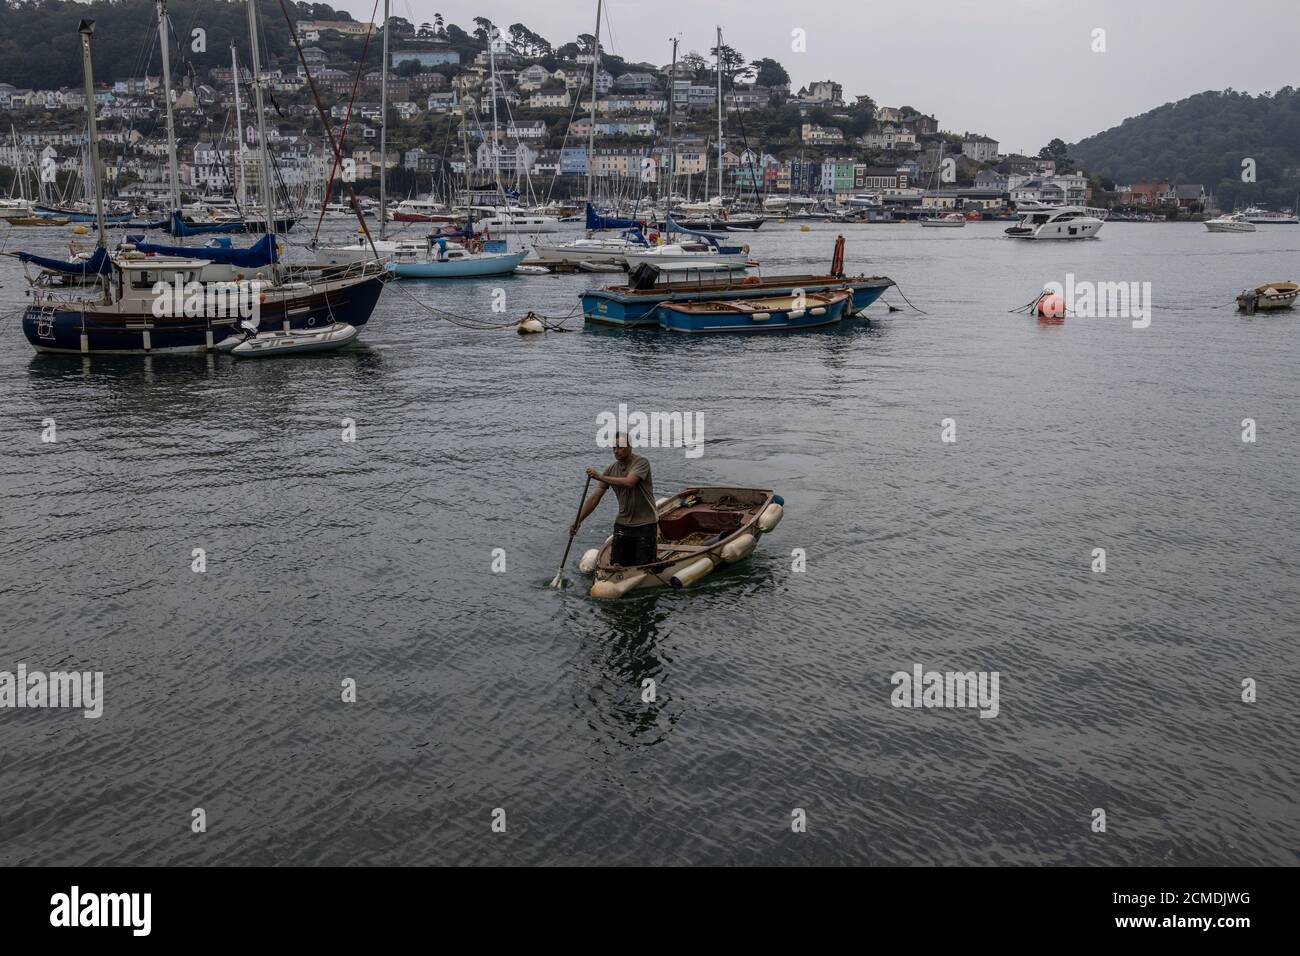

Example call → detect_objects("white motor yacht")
1205 213 1256 233
1005 205 1104 240
1240 205 1299 225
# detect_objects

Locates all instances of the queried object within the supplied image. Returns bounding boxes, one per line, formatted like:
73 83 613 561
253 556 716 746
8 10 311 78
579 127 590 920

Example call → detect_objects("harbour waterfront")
1 220 1297 865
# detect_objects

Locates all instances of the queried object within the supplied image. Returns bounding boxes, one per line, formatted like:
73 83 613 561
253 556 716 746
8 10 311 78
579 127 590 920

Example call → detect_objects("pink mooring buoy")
1037 291 1065 318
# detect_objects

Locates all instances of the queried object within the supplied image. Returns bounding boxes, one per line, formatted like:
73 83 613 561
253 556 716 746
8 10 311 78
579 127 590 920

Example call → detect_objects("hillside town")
0 15 1219 219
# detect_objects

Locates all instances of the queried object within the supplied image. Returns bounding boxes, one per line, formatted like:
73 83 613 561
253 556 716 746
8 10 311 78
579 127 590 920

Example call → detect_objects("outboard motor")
628 263 660 290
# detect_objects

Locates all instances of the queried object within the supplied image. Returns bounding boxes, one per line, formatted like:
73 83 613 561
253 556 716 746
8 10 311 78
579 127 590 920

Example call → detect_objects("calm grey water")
1 220 1296 865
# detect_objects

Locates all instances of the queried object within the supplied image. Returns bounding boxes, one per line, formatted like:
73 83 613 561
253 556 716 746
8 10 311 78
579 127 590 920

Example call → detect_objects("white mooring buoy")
517 313 545 334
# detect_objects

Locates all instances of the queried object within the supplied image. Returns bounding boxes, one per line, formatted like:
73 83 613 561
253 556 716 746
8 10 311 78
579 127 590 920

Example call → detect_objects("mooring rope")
381 278 581 331
885 282 929 315
1009 289 1073 317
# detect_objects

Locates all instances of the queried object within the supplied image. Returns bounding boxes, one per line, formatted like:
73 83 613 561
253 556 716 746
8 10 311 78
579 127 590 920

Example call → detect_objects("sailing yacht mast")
487 25 502 221
156 0 181 213
10 126 25 204
585 0 602 204
379 0 389 240
77 20 108 298
231 43 245 206
244 0 277 266
715 26 723 205
666 37 677 206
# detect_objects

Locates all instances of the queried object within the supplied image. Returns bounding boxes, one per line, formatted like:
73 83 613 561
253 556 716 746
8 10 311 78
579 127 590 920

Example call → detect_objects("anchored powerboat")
1005 205 1104 240
1236 281 1298 313
1240 205 1299 225
1205 213 1256 233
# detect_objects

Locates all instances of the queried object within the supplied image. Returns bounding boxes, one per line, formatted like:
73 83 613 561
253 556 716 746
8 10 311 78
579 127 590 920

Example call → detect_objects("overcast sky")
324 0 1299 150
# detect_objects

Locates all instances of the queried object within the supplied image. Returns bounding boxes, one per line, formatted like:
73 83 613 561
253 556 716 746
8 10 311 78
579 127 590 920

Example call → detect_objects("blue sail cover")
133 233 279 267
17 245 112 276
663 215 745 254
664 215 724 244
167 211 252 237
586 203 644 231
34 204 133 224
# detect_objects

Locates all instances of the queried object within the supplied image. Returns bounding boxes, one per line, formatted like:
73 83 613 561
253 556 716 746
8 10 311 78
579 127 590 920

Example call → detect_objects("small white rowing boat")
1236 282 1298 313
220 322 360 357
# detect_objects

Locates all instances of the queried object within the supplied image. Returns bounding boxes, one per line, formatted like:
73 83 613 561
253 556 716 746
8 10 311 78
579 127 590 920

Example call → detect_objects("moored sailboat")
20 10 384 355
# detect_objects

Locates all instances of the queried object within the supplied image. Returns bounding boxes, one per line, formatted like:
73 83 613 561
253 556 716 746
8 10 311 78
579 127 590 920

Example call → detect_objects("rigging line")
272 0 376 256
309 0 382 243
542 75 591 206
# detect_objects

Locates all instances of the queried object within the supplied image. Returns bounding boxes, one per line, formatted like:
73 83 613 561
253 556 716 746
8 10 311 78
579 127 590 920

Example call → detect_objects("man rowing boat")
571 433 658 567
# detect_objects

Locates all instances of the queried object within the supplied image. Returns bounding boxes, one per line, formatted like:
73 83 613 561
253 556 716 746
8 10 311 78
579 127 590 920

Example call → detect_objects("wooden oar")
549 474 593 589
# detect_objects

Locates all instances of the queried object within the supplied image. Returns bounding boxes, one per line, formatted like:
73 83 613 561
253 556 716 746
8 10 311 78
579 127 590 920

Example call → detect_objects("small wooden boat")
219 321 359 357
581 486 783 599
657 289 851 333
1237 281 1298 313
4 216 71 226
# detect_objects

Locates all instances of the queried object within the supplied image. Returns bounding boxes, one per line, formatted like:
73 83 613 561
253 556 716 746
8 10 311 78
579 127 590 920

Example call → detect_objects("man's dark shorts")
612 522 658 567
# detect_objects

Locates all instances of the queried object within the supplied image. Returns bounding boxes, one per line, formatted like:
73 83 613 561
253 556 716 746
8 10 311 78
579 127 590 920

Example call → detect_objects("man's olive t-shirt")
604 454 656 527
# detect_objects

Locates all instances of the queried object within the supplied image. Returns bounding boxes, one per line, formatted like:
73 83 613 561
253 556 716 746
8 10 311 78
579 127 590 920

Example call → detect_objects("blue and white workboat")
582 236 893 328
581 266 893 327
657 289 852 333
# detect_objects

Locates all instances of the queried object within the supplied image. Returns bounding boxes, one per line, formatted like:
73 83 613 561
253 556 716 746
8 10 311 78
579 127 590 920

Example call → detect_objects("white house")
530 89 571 109
961 135 999 163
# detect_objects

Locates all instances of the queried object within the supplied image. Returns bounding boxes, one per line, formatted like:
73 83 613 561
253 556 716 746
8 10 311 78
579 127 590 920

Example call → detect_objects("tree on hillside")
680 51 706 75
749 58 790 89
508 24 551 58
707 43 752 89
472 17 497 48
444 23 479 55
1038 137 1072 168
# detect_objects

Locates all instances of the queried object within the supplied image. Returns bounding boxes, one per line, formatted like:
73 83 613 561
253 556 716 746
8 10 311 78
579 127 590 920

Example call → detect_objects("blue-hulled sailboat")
19 9 383 355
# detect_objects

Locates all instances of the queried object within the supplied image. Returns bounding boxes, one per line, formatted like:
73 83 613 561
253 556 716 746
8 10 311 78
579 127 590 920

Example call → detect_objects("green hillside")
0 1 365 91
1070 88 1300 211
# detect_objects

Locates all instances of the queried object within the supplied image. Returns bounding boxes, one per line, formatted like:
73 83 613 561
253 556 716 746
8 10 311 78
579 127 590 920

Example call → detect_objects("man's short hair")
614 432 630 448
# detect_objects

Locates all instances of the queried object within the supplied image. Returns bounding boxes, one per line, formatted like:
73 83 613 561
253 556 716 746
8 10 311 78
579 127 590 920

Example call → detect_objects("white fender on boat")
719 533 758 563
655 496 676 510
591 570 648 600
579 548 600 574
669 556 715 589
757 503 784 533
